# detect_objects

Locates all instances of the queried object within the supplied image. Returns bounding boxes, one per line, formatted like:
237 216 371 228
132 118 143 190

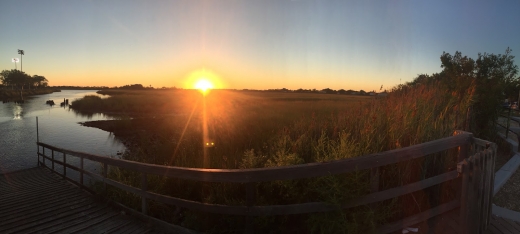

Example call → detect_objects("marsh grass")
79 82 475 233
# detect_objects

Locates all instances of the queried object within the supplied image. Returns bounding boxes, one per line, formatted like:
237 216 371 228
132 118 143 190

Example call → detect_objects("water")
0 90 125 174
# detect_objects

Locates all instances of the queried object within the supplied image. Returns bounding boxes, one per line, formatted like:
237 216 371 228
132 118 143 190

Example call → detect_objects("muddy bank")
80 118 166 149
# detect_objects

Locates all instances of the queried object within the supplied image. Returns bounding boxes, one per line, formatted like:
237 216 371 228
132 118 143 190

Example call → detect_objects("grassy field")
72 84 475 233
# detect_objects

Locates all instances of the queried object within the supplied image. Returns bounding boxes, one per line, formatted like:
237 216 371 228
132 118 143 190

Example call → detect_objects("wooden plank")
492 216 517 234
486 149 494 229
0 191 86 221
489 147 497 229
63 152 67 179
502 218 520 233
37 133 472 183
59 211 121 233
487 221 505 234
0 168 153 234
370 167 380 192
376 200 460 234
468 155 477 234
0 199 95 232
482 149 491 231
141 173 148 215
474 152 483 233
444 212 461 234
0 185 78 211
458 159 469 234
17 205 111 233
344 170 459 209
80 156 84 186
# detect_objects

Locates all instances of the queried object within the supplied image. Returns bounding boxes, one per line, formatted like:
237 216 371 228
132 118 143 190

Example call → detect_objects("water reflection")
71 109 118 120
0 90 126 173
13 104 23 120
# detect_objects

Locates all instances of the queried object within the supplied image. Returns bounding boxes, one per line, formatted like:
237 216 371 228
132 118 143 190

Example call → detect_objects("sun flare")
185 69 223 92
194 79 214 93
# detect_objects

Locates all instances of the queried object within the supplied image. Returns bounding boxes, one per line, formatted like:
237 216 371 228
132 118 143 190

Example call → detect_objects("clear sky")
1 0 519 91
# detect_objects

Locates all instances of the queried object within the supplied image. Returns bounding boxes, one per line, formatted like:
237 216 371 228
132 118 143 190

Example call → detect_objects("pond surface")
0 90 125 174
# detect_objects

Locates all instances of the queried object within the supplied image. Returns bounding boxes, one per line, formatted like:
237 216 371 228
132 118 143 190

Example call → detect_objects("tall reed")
79 81 476 233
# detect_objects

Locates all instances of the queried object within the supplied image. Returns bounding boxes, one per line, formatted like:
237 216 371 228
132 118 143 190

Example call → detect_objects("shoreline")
0 88 61 101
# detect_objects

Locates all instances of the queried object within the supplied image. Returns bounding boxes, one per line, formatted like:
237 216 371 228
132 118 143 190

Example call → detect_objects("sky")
1 0 519 91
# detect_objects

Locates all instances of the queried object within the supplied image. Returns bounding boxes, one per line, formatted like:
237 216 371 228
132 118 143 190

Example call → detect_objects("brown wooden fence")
36 130 495 233
458 136 496 234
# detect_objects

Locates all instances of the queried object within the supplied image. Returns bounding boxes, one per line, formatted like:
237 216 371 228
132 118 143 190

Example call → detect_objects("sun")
194 79 214 94
184 68 223 93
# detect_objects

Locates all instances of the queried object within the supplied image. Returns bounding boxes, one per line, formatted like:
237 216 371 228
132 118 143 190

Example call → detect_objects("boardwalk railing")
497 107 520 146
37 130 496 233
458 136 496 234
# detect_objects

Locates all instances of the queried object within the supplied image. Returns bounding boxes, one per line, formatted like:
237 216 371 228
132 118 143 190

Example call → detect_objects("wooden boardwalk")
2 167 520 233
397 207 520 234
0 167 155 234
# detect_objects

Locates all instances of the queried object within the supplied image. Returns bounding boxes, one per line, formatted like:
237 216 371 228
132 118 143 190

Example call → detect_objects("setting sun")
194 79 214 93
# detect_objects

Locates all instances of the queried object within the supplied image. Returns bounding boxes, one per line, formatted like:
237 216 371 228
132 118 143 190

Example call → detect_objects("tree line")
402 47 519 138
0 69 48 90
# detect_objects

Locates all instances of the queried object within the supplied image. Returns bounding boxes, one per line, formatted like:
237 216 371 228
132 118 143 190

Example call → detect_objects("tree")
321 88 336 94
0 70 11 88
32 75 48 88
18 49 24 72
409 48 519 137
0 69 31 90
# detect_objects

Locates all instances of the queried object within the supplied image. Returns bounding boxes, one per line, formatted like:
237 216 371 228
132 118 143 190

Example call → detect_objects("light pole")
12 58 19 70
18 49 24 72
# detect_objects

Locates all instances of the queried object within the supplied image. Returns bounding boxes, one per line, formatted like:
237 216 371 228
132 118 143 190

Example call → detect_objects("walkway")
0 167 155 233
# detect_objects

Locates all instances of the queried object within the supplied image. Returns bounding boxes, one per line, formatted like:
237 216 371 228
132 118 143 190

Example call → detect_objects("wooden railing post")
473 153 483 233
80 156 84 186
141 173 148 215
51 150 54 171
458 158 470 234
63 153 66 179
455 131 472 203
506 107 512 138
37 145 40 167
42 147 46 167
370 167 380 210
36 117 39 167
245 182 256 233
103 162 107 194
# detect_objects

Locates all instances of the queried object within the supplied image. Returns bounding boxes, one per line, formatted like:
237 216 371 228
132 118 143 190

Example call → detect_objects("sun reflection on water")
13 105 23 120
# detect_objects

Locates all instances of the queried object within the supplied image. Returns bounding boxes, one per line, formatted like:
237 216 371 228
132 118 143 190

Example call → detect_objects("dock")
0 167 154 233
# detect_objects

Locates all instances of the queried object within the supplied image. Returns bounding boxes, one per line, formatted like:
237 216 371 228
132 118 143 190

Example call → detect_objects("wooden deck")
392 207 520 234
0 167 155 233
3 166 520 233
